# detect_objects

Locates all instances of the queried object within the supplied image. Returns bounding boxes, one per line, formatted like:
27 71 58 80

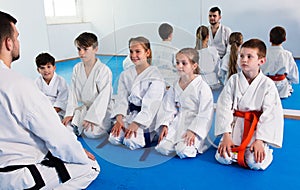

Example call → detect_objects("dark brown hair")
74 32 98 49
0 11 17 52
35 53 55 68
241 39 266 59
269 26 286 45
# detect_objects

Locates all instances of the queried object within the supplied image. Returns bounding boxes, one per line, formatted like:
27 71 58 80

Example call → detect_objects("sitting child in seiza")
155 47 214 159
108 36 165 150
215 39 284 170
62 32 113 138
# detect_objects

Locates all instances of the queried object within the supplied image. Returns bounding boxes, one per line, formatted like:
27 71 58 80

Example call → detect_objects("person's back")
35 52 68 120
261 26 299 98
195 25 221 89
0 11 99 189
152 23 178 87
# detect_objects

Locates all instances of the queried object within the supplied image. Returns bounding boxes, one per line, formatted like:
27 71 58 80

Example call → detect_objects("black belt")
129 103 141 112
0 152 71 189
41 152 71 183
0 164 45 190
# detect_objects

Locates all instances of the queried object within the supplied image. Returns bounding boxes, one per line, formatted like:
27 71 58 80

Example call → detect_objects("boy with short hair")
62 32 113 139
152 22 178 88
215 39 284 170
261 26 299 98
35 52 68 119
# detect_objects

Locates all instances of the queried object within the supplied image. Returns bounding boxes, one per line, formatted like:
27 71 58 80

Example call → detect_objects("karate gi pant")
215 144 273 170
108 127 146 150
71 106 110 139
274 79 293 98
155 126 202 159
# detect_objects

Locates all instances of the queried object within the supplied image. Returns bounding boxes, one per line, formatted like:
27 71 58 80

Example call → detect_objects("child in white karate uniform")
155 48 214 159
195 25 221 89
152 23 178 88
219 32 243 85
108 36 165 150
62 32 113 138
35 52 68 120
215 39 284 170
260 26 299 98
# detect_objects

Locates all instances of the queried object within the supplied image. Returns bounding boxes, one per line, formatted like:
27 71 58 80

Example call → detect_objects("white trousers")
108 127 146 150
67 122 107 139
0 158 100 190
215 144 273 170
155 137 201 159
71 106 110 138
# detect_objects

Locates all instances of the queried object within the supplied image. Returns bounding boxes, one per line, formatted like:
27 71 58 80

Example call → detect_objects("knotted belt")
267 74 286 81
0 151 71 189
231 110 262 168
129 103 141 112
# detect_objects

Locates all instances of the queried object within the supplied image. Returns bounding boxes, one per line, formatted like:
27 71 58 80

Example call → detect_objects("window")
44 0 82 24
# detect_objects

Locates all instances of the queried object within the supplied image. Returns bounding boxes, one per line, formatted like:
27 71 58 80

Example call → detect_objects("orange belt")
267 74 286 81
231 110 262 168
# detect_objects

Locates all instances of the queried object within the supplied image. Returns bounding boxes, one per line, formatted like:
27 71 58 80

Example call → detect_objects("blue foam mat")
81 119 300 190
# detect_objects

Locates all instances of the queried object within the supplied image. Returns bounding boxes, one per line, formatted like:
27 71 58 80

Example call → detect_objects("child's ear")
146 49 151 57
193 63 198 70
259 57 266 66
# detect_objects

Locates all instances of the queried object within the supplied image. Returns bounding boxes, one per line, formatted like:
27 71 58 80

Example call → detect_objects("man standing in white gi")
208 7 232 59
0 11 100 189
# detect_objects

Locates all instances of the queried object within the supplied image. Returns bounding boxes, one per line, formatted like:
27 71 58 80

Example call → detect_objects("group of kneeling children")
35 28 298 171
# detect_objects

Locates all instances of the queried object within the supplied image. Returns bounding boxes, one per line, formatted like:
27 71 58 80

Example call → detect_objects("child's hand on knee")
218 133 234 158
250 139 265 163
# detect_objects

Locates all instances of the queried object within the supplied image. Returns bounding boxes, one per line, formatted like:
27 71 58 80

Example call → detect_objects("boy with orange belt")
215 39 284 170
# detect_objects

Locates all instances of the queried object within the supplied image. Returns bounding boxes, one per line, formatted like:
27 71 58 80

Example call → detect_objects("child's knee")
123 132 145 150
83 127 107 139
175 142 197 159
245 147 273 170
108 133 124 145
155 139 175 156
215 151 233 165
123 137 145 150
